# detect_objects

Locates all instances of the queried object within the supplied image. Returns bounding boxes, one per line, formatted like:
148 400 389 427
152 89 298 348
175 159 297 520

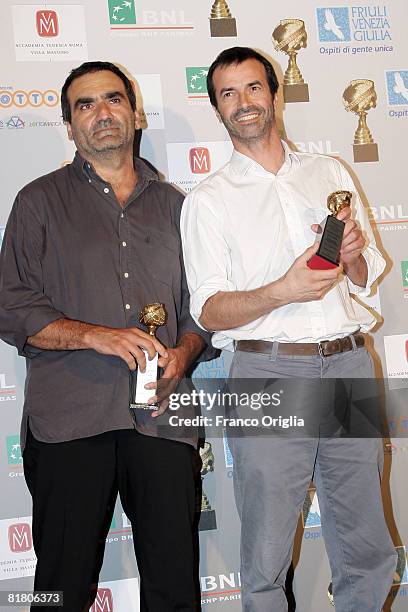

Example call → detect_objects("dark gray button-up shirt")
0 153 211 448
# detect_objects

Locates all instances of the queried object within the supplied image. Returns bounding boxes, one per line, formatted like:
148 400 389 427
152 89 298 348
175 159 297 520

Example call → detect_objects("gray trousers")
228 344 396 612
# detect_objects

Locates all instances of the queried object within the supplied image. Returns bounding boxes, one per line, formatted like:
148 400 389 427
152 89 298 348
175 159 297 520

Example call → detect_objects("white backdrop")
0 1 407 610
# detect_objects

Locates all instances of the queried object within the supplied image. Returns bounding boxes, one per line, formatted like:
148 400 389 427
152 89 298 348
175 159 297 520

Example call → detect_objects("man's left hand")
336 206 366 267
144 333 205 417
145 346 189 417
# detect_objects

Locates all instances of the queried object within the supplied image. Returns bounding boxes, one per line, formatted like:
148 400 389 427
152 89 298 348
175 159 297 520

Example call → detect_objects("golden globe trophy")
209 0 237 37
199 442 217 531
307 191 352 270
343 79 379 163
130 303 167 410
272 19 309 103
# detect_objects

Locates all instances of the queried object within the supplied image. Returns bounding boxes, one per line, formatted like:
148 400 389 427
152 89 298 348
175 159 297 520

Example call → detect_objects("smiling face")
212 58 277 146
66 70 139 158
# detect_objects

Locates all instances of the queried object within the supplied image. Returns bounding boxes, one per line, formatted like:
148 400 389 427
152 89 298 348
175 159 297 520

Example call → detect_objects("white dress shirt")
180 142 385 351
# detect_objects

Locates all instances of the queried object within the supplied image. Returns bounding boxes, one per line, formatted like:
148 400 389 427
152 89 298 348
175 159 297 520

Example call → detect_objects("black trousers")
23 428 200 612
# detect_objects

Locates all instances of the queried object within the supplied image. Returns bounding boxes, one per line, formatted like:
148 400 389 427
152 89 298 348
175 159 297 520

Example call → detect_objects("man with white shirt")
180 47 396 611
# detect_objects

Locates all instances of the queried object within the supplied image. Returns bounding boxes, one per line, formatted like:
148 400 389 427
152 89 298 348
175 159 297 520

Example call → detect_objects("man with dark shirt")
0 61 210 611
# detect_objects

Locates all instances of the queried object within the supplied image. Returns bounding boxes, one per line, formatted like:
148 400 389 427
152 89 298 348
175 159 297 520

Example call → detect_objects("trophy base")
353 143 379 163
130 403 157 411
210 18 237 37
283 83 309 103
307 215 344 270
199 509 217 531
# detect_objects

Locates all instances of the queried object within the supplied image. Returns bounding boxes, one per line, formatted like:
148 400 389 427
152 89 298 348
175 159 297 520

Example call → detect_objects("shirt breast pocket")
140 230 181 288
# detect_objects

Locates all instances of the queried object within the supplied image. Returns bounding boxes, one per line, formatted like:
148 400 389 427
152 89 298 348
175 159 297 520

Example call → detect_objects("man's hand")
336 206 366 267
84 326 167 371
145 333 206 417
277 243 341 304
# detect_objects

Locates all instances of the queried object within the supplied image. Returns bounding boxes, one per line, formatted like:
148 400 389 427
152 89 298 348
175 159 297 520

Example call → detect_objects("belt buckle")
318 342 325 357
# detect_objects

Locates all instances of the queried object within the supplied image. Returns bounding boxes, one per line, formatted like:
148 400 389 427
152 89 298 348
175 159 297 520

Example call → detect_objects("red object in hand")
307 254 338 270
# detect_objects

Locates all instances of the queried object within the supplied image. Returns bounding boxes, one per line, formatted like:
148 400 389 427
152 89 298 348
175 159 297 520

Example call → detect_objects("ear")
66 122 74 141
134 110 141 130
273 95 278 112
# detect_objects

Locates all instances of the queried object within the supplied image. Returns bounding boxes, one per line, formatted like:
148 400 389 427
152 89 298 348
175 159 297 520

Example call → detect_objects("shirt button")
124 272 129 278
122 241 127 247
104 187 109 193
120 213 124 218
125 304 131 310
88 179 91 183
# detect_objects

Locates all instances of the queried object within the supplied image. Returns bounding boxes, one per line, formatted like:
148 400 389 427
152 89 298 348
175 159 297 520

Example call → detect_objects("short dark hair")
61 61 136 123
207 47 279 109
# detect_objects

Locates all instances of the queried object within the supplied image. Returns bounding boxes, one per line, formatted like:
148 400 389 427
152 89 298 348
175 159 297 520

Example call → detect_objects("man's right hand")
84 326 167 371
277 243 341 305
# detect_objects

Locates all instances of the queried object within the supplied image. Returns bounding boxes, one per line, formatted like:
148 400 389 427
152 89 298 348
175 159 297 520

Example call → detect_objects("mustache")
231 105 264 121
92 118 119 134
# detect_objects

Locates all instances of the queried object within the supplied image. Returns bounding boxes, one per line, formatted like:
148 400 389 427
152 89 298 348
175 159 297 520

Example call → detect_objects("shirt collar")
72 150 159 185
229 140 300 178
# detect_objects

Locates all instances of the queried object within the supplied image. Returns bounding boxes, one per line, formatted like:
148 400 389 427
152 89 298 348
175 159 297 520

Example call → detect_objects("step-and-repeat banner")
0 1 407 610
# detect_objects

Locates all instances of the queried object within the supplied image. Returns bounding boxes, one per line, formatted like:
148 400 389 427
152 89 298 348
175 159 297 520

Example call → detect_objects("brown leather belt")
236 332 365 358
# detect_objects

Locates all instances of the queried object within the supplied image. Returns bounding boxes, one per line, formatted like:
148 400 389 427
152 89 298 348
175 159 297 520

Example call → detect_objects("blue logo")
317 7 351 42
6 116 25 129
386 71 408 105
302 488 321 528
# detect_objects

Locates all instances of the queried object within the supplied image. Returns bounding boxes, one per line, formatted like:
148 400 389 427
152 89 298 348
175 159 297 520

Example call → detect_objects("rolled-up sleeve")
0 192 65 356
335 160 386 297
180 188 235 327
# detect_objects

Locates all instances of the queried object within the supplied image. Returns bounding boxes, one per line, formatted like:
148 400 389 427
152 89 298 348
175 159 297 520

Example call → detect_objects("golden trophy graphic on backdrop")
209 0 237 37
343 79 379 163
272 19 309 103
199 442 217 530
307 191 352 270
130 303 167 410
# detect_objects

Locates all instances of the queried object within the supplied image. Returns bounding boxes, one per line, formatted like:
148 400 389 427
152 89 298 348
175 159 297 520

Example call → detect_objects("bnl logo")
316 7 351 42
302 488 321 528
36 10 59 37
7 435 22 465
90 588 114 611
386 71 408 105
189 148 211 174
8 523 32 553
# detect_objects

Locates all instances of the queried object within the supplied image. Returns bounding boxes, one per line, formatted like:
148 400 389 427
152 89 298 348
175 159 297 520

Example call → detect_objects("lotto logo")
189 148 211 174
0 89 59 108
36 10 59 37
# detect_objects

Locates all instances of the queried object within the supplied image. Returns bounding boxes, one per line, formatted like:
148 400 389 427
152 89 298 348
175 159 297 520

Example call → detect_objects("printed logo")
36 10 59 37
8 523 32 553
0 89 59 109
302 488 321 528
6 436 22 465
90 588 113 611
394 546 408 586
189 147 211 174
0 373 17 401
384 334 408 390
201 572 241 605
386 71 408 105
186 67 208 97
6 116 25 129
108 0 136 25
317 7 351 42
401 261 408 292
